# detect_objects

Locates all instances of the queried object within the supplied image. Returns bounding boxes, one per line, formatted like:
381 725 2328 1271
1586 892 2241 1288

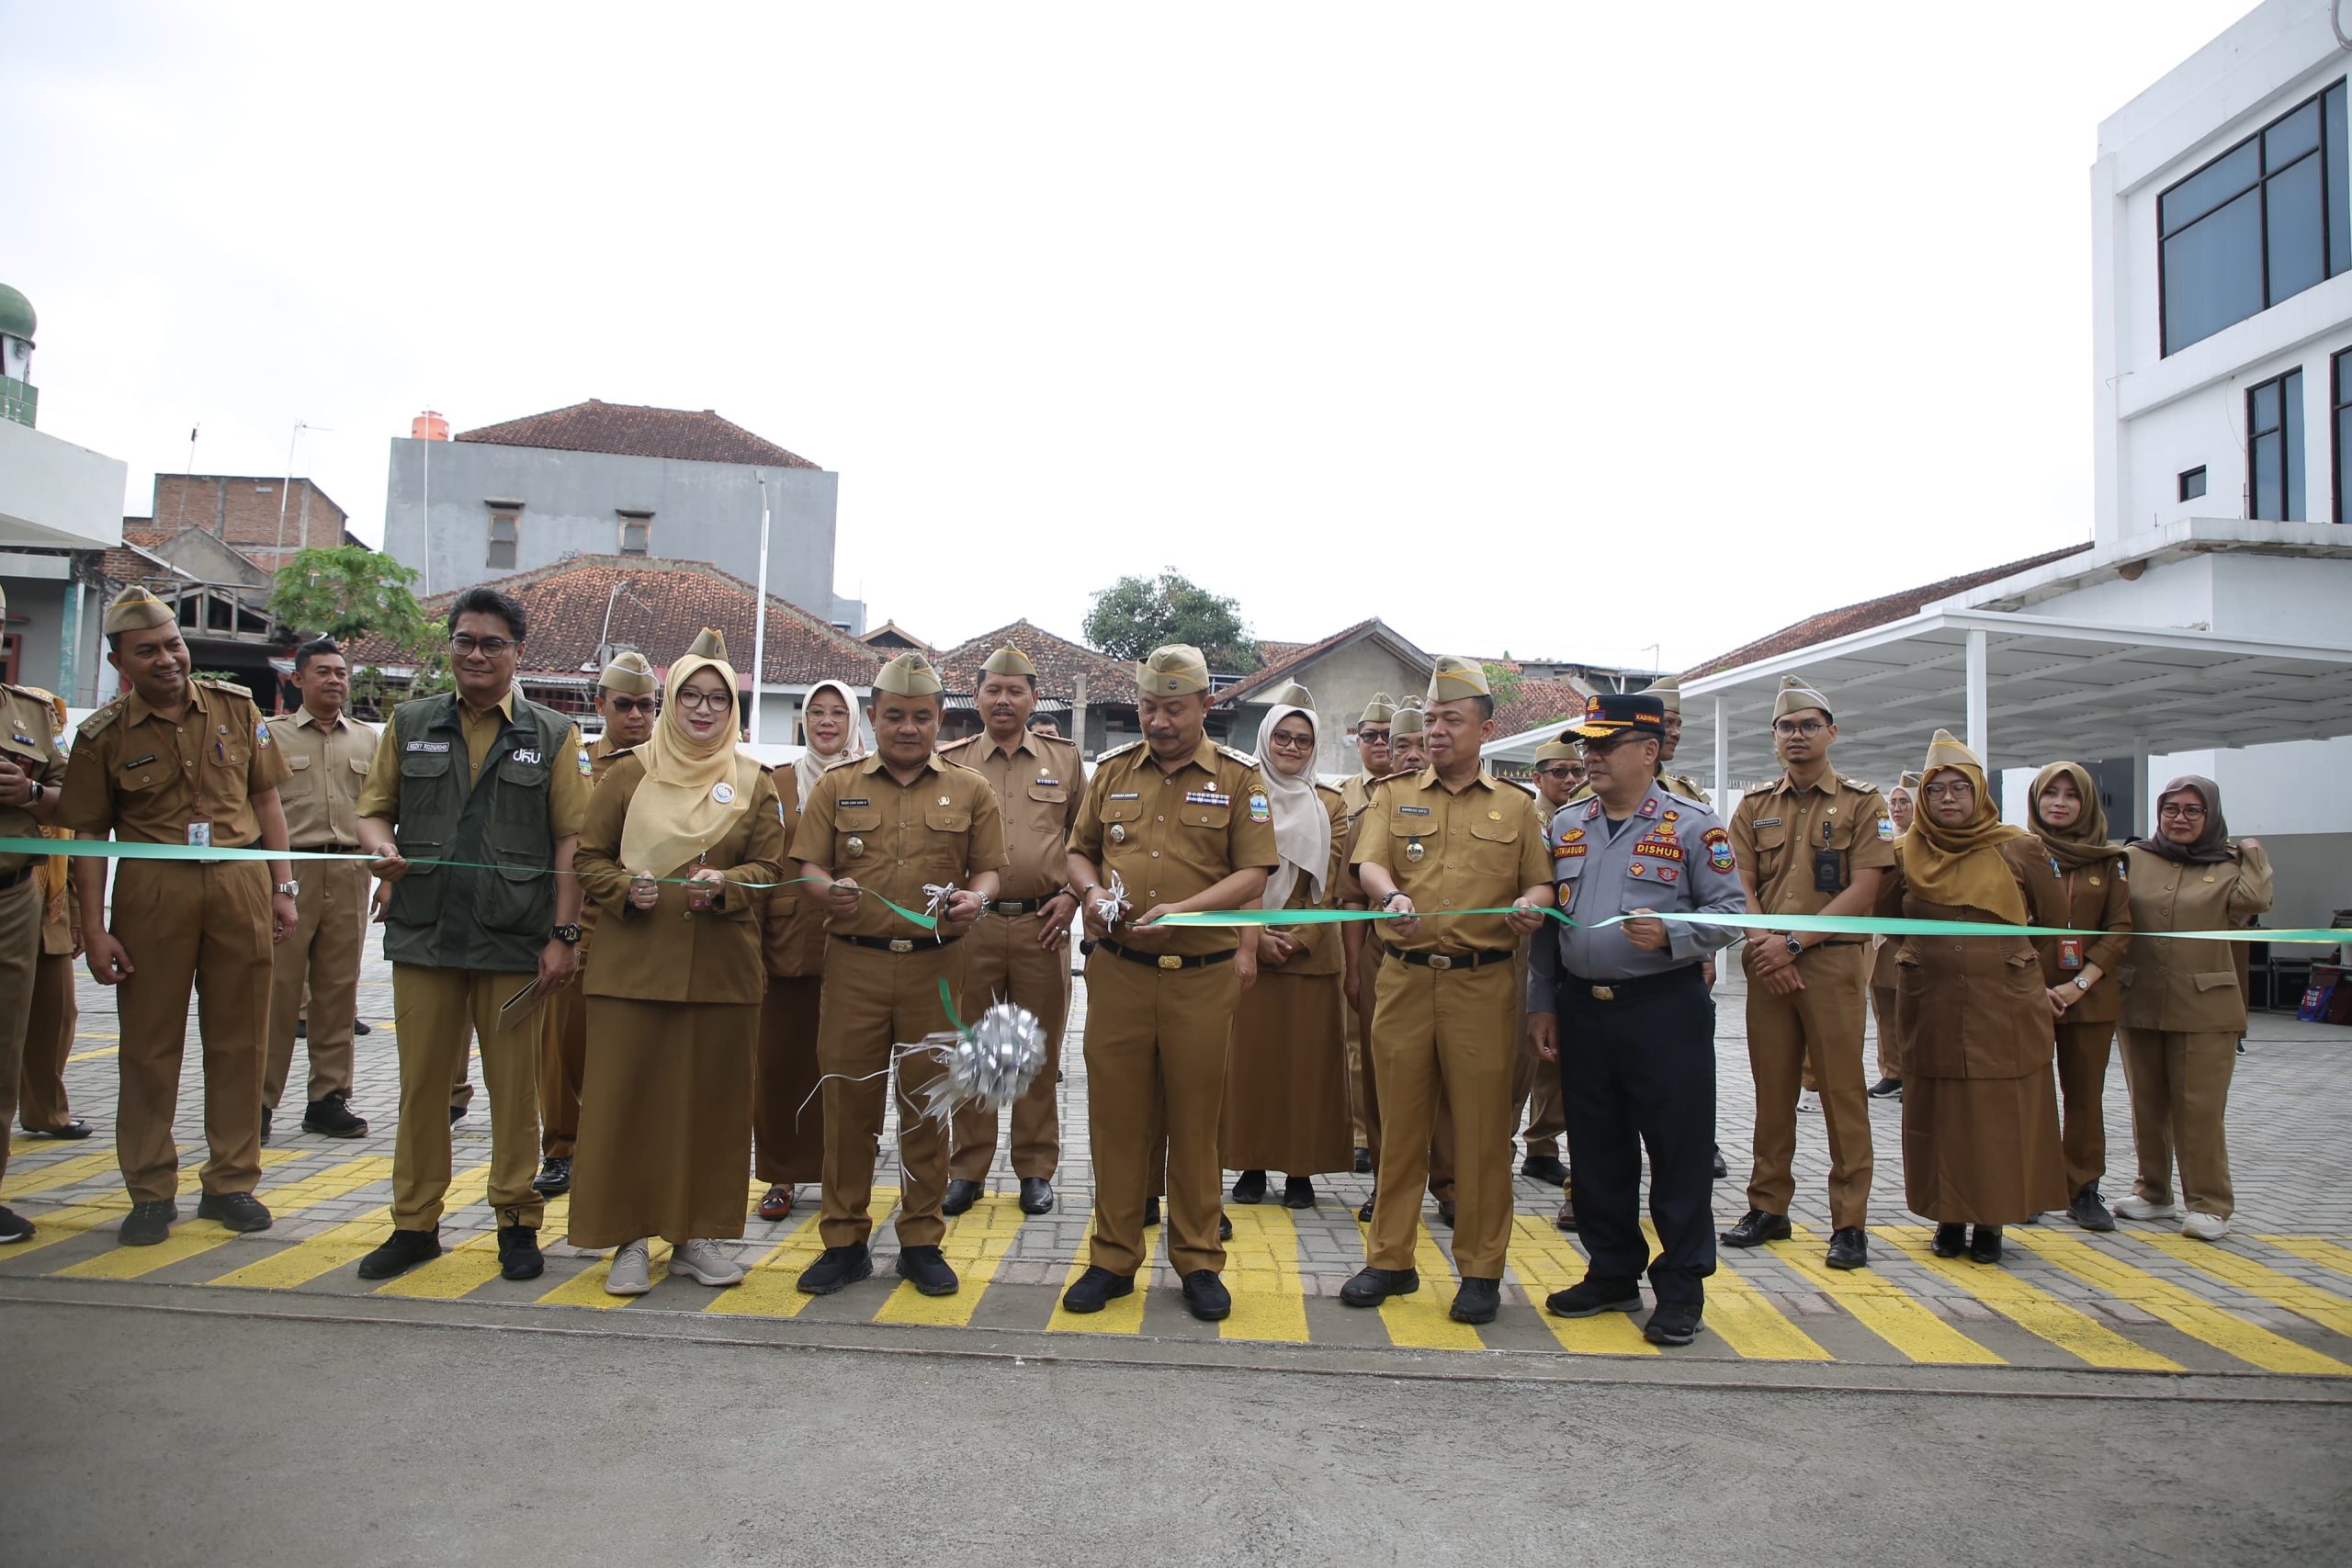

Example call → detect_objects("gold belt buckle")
888 938 913 954
1590 984 1616 1001
1427 953 1453 971
1157 953 1182 970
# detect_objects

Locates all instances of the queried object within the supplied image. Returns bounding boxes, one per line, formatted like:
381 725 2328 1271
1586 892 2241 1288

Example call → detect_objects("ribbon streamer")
1091 869 1128 929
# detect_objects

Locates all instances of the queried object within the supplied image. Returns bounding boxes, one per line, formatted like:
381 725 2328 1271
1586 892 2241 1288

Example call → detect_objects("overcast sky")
16 2 2248 671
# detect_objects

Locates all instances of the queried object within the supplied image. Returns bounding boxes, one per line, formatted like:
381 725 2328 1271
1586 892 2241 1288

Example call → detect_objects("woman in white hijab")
1218 683 1352 1209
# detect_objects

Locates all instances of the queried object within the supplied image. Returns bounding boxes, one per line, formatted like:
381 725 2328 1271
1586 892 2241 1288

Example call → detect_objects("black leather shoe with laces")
301 1094 368 1138
1825 1226 1870 1270
1720 1209 1791 1247
1545 1277 1641 1318
1449 1276 1501 1325
532 1157 572 1197
357 1226 441 1280
1339 1267 1418 1308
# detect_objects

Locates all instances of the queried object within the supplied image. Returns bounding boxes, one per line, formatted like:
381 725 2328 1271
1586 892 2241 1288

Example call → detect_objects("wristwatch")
1783 933 1804 957
2072 975 2092 993
551 923 583 945
27 779 44 805
275 880 300 897
1382 890 1409 910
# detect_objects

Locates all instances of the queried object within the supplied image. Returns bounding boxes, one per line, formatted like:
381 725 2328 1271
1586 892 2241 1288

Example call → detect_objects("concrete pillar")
1713 691 1728 807
1965 628 1989 766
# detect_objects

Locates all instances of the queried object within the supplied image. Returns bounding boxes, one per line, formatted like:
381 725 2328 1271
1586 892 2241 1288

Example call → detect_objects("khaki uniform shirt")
1351 766 1550 954
790 752 1009 942
353 689 591 837
2118 841 2276 1033
1728 767 1894 916
2024 849 2133 1025
56 681 290 847
937 728 1085 903
1264 786 1348 976
572 736 634 953
0 684 70 875
1069 737 1279 958
266 707 379 848
760 764 828 977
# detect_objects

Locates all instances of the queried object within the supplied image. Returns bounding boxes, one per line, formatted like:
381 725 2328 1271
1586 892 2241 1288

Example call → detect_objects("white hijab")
793 680 867 806
1257 703 1331 911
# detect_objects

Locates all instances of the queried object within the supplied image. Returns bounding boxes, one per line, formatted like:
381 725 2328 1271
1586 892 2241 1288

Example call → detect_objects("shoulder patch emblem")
578 749 594 777
1703 826 1736 874
254 721 273 748
1636 798 1658 818
1248 792 1271 824
1878 816 1895 840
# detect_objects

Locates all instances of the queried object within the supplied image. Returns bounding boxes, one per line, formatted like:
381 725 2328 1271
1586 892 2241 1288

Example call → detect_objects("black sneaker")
1520 1153 1570 1187
1230 1169 1268 1204
1060 1264 1134 1314
532 1156 572 1197
196 1190 273 1233
1644 1302 1704 1347
357 1226 442 1280
0 1204 34 1245
496 1224 544 1280
119 1200 177 1247
1545 1277 1641 1318
1825 1226 1870 1270
941 1179 981 1216
896 1245 959 1296
797 1243 872 1295
1720 1210 1791 1247
1181 1269 1231 1322
1868 1077 1903 1099
1281 1177 1315 1210
1339 1266 1418 1307
1449 1276 1501 1325
301 1093 368 1138
2068 1183 2116 1233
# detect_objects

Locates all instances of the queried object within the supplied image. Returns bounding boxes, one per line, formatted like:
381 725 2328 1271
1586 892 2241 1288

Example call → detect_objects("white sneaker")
670 1237 746 1287
605 1239 652 1296
2181 1212 2231 1242
1797 1090 1821 1113
2113 1196 2178 1222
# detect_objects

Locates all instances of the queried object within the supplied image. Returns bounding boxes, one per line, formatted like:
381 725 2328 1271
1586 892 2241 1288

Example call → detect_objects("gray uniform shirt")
1528 783 1746 1001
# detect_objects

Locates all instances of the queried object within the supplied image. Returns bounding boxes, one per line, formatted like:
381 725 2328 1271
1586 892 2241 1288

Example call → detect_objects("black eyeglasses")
449 635 516 658
2157 803 2208 819
1267 732 1317 751
1771 718 1826 738
1358 728 1390 743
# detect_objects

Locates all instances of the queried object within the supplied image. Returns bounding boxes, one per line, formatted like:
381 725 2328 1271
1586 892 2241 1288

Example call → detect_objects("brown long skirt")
1901 1065 2069 1225
568 998 757 1249
752 974 826 1185
1219 968 1352 1175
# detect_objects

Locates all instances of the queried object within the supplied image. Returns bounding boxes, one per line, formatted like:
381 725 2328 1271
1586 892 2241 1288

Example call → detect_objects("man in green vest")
351 587 594 1282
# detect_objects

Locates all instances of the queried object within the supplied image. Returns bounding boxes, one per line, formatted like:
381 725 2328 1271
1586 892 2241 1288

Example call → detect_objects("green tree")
1481 661 1522 706
269 545 449 712
1082 570 1262 672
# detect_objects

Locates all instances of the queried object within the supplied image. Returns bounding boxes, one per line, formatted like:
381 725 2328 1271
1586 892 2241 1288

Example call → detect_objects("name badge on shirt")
1109 792 1140 801
510 749 542 765
123 753 159 770
1396 804 1431 817
838 797 870 807
187 820 212 848
405 739 451 754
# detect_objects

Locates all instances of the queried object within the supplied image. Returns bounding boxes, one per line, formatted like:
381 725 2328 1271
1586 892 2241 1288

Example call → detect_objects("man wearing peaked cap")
937 644 1086 1220
531 647 662 1200
791 648 1007 1299
52 585 301 1247
0 581 74 1243
1723 672 1892 1271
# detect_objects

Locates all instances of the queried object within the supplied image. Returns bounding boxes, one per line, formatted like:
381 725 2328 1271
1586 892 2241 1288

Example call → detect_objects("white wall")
0 420 127 550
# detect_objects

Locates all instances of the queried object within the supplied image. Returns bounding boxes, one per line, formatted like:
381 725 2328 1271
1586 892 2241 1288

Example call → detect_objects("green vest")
382 690 572 972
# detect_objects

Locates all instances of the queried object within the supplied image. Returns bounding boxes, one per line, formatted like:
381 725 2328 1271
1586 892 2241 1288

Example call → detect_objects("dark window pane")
2267 101 2321 170
2164 190 2264 352
2267 154 2326 302
2337 405 2352 522
2285 369 2307 521
2253 380 2281 433
2179 466 2208 501
2329 84 2349 276
2337 348 2352 408
2162 141 2260 233
2253 431 2282 519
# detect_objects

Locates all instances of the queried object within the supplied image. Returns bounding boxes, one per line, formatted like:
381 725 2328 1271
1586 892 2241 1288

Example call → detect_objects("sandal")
756 1183 795 1222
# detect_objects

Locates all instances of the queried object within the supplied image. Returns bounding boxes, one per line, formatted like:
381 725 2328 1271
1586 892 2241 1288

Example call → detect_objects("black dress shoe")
1825 1226 1869 1270
1968 1224 2004 1265
942 1179 981 1216
1868 1077 1903 1099
0 1204 32 1245
1182 1270 1232 1322
1339 1266 1418 1307
24 1119 94 1140
119 1200 177 1247
1219 1212 1233 1242
357 1226 442 1280
1450 1276 1501 1325
1143 1196 1161 1228
1281 1177 1315 1210
1521 1154 1570 1187
1436 1199 1457 1228
497 1224 544 1280
1546 1277 1641 1317
1356 1190 1375 1224
1720 1209 1791 1247
196 1190 273 1233
1018 1177 1055 1214
259 1106 273 1141
1711 1146 1728 1179
896 1245 959 1296
797 1243 872 1294
301 1093 368 1138
354 1019 373 1035
1061 1264 1134 1314
2069 1184 2116 1232
532 1156 572 1197
1644 1302 1703 1346
448 1104 467 1126
1231 1169 1268 1204
1353 1147 1372 1175
1931 1222 1968 1258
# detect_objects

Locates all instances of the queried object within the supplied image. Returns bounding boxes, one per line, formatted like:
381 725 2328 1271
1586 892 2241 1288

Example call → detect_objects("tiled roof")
930 617 1137 703
1686 545 2094 678
858 621 933 652
1215 618 1432 706
455 400 821 470
96 542 190 586
345 555 880 685
1490 673 1603 741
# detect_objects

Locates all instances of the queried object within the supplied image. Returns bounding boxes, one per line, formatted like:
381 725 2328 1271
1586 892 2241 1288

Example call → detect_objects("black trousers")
1555 965 1717 1307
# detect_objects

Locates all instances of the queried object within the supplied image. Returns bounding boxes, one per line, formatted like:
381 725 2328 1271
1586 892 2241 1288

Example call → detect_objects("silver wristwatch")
276 880 301 897
2072 975 2092 993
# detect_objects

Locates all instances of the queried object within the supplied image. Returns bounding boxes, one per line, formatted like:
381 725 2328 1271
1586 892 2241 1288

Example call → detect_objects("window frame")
2178 465 2208 502
2333 346 2352 525
616 508 653 558
2245 366 2306 522
487 509 520 570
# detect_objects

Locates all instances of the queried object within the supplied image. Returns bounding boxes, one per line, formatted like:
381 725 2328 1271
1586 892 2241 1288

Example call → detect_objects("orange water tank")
412 410 450 441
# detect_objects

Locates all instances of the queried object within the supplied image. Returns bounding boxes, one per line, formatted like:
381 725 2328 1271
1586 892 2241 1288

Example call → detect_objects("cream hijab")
619 649 758 876
793 679 866 806
1257 703 1332 911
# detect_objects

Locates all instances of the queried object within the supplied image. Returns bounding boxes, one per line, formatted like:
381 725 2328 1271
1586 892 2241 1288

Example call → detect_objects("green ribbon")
1149 904 2342 945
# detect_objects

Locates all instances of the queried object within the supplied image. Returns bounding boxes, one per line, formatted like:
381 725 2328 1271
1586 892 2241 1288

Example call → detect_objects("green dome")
0 284 34 342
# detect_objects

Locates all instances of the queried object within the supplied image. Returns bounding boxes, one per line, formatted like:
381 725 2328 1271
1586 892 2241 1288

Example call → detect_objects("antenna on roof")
750 470 771 743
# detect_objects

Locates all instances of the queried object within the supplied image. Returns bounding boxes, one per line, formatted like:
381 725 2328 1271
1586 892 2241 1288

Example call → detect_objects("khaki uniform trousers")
388 964 546 1230
1083 949 1237 1278
1743 942 1873 1228
1366 957 1517 1279
1509 951 1565 1160
1344 987 1370 1146
1870 985 1903 1082
754 974 826 1186
265 857 368 1111
0 876 40 1189
2118 1027 2235 1219
2055 1017 2115 1196
1355 952 1455 1200
949 910 1069 1182
538 969 589 1160
21 949 78 1134
818 940 964 1250
110 860 269 1202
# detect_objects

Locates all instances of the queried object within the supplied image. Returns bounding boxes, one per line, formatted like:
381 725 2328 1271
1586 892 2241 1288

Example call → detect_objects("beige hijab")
619 644 757 876
793 679 865 806
1902 730 2030 925
1256 703 1331 910
2030 761 2119 873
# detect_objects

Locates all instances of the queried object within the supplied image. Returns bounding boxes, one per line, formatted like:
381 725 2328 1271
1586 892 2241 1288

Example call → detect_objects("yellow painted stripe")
876 1191 1027 1328
2130 1232 2352 1342
1217 1201 1309 1345
1 1149 313 1260
1648 1220 1830 1361
74 1031 120 1040
379 1193 570 1301
1870 1226 2182 1372
1779 1224 2003 1365
57 1158 393 1281
708 1188 898 1321
206 1165 492 1291
66 1045 119 1062
1355 1216 1482 1351
2259 1236 2352 1282
1508 1215 1656 1356
2009 1228 2352 1376
1 1147 136 1201
1047 1213 1148 1336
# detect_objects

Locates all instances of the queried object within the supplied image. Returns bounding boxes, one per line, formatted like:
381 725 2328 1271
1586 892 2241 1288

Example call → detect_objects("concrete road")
2 1293 2344 1567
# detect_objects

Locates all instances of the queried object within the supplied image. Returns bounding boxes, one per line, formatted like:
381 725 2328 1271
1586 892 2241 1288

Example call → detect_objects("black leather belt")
296 843 361 855
1100 940 1235 971
1561 966 1702 1002
994 898 1052 916
1385 943 1512 971
832 932 962 954
1813 939 1864 950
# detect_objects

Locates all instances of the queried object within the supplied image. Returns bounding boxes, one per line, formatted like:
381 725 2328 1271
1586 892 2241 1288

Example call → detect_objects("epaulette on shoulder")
935 733 978 752
75 696 127 739
1314 780 1344 801
1662 780 1712 807
1216 743 1259 767
1095 738 1146 761
1845 776 1880 794
197 677 254 701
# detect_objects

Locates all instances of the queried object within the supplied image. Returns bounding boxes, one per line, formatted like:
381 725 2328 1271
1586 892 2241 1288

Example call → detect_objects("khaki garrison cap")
1426 655 1489 704
1533 734 1579 762
1923 728 1979 774
599 650 658 694
981 645 1037 678
1391 703 1428 739
1264 679 1315 710
685 627 729 661
875 651 944 697
1772 673 1832 722
1647 675 1682 714
1136 644 1210 696
1897 770 1925 789
104 584 175 637
1358 691 1396 727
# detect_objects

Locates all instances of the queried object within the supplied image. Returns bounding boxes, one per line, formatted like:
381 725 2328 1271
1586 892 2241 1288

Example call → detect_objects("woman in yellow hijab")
1875 731 2067 1264
569 630 787 1296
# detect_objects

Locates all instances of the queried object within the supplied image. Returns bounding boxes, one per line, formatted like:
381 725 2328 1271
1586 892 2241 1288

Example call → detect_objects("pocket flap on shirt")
2192 970 2240 992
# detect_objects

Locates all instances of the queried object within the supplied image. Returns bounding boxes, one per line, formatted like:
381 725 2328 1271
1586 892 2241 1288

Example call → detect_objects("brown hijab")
1902 730 2030 924
2029 761 2119 872
2133 775 2235 865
